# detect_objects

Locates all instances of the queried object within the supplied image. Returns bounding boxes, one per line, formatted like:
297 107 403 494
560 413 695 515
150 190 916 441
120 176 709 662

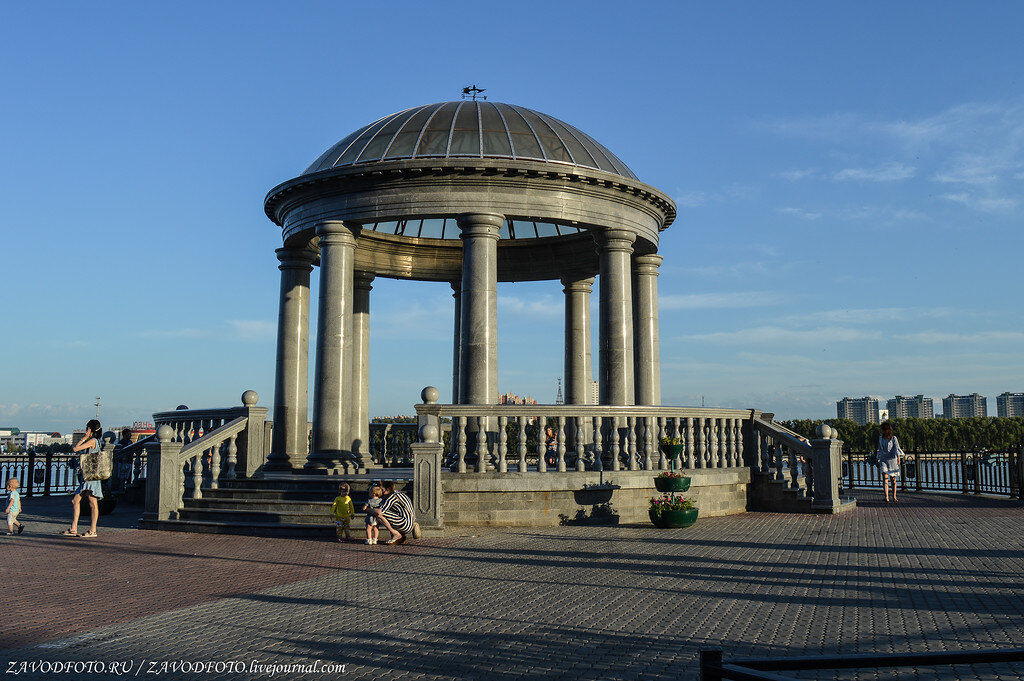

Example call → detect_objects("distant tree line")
780 417 1024 452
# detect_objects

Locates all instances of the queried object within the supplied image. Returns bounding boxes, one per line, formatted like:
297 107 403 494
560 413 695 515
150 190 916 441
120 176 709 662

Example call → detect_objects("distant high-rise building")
887 395 934 419
836 397 880 425
942 393 987 419
997 392 1024 417
591 380 600 405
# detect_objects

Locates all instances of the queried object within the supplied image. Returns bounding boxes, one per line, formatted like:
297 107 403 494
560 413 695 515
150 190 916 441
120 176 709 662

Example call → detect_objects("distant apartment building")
591 380 600 405
836 397 880 425
997 392 1024 417
887 395 934 419
499 392 537 405
942 393 987 418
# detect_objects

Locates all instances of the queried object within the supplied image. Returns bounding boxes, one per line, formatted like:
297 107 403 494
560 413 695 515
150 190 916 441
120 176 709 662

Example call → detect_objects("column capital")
275 247 316 272
593 228 637 252
560 276 595 294
457 212 504 240
315 220 359 245
632 254 663 276
353 270 375 292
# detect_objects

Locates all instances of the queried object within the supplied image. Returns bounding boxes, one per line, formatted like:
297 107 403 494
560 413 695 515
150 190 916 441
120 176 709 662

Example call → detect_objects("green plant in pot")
654 468 691 492
659 435 684 463
648 493 699 528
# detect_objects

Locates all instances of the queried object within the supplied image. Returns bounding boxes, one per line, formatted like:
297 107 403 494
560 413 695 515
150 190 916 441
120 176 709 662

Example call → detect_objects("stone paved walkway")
1 491 1022 680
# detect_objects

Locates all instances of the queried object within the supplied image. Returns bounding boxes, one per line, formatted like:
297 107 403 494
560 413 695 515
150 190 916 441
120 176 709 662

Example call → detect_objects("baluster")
575 416 586 471
788 446 800 490
700 419 711 468
225 433 238 480
178 459 187 514
760 432 771 473
537 416 547 473
191 453 203 499
209 442 221 489
593 416 603 472
693 418 703 469
643 417 653 471
456 416 467 473
625 416 637 470
610 416 620 471
657 417 668 470
476 416 488 473
735 419 744 467
724 418 734 467
715 418 725 467
498 416 508 473
557 416 567 472
680 417 690 468
517 417 528 472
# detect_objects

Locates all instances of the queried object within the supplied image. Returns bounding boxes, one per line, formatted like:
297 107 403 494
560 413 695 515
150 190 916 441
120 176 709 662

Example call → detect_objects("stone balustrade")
413 386 761 474
145 391 267 521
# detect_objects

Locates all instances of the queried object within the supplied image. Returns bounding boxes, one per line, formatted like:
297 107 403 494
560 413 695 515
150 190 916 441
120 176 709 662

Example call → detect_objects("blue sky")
2 2 1023 433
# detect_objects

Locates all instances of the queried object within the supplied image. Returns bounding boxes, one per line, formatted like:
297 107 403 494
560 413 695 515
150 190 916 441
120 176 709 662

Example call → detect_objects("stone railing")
144 391 268 521
753 418 850 511
411 387 761 473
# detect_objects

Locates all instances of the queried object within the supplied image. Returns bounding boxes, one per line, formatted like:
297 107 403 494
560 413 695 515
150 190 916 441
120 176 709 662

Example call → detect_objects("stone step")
138 517 439 539
178 506 351 525
186 497 336 514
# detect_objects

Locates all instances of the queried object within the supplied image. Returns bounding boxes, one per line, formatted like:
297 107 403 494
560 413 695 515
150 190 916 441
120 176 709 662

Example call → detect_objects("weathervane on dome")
461 85 486 101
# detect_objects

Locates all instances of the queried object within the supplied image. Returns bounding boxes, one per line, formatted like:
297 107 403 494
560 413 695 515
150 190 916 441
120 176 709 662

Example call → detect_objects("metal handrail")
701 646 1024 681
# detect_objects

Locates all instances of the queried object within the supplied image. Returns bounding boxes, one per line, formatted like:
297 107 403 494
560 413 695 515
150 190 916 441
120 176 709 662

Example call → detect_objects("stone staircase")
139 471 423 538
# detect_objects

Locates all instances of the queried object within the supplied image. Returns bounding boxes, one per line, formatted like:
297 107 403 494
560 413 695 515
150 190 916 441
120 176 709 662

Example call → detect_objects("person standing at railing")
877 421 904 503
544 426 558 468
63 419 103 538
113 428 133 493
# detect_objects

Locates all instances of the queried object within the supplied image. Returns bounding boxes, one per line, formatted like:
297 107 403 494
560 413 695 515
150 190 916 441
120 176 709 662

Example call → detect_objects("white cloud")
777 207 822 221
833 162 916 182
227 320 276 341
682 326 880 345
139 328 207 339
940 192 1019 212
776 169 816 181
660 291 787 310
676 191 709 207
781 307 957 326
498 294 561 318
895 330 1024 344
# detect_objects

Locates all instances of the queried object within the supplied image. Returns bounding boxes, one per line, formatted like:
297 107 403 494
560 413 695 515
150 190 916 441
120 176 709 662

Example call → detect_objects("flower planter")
649 508 699 528
659 443 684 461
654 476 691 493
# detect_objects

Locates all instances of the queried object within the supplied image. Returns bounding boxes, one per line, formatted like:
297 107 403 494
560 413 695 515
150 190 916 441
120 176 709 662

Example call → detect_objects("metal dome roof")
303 101 638 180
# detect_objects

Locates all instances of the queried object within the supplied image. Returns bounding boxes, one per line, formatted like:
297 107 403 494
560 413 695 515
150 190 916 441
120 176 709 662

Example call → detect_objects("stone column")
595 228 637 405
350 270 375 469
457 213 503 406
562 276 595 404
266 247 314 471
450 281 461 404
632 254 663 405
308 220 357 470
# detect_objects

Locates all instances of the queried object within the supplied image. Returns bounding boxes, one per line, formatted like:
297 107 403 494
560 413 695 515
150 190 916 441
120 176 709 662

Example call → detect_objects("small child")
5 478 24 536
363 484 383 545
330 483 355 542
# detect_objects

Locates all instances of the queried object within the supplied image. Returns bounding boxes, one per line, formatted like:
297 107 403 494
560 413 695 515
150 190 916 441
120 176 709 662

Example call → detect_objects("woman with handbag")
877 421 904 503
63 419 104 538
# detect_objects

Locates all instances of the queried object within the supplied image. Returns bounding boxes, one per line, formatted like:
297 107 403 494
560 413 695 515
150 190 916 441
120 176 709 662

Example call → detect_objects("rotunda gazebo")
263 100 676 473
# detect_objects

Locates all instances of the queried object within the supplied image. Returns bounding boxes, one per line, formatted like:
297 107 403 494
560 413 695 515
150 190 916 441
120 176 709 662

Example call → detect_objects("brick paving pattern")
1 491 1022 680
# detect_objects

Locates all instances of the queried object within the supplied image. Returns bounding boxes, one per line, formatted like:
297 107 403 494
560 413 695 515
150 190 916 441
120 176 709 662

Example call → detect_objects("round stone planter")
659 443 684 461
649 508 699 528
654 476 691 492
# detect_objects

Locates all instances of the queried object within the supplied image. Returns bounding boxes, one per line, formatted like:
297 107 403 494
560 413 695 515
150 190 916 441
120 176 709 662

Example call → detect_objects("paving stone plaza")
3 491 1022 680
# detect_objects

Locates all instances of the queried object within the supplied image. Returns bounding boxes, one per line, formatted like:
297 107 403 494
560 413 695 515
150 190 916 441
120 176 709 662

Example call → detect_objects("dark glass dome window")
304 101 637 180
362 218 587 240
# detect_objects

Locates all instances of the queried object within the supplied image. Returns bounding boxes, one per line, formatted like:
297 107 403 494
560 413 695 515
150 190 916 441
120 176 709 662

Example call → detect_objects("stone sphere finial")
419 424 439 443
176 405 189 411
421 386 440 404
157 425 174 442
242 390 259 406
815 424 833 439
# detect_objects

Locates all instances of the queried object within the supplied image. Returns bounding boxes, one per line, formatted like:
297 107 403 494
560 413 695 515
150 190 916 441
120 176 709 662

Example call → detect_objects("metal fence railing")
843 449 1023 498
0 449 149 498
700 646 1024 681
